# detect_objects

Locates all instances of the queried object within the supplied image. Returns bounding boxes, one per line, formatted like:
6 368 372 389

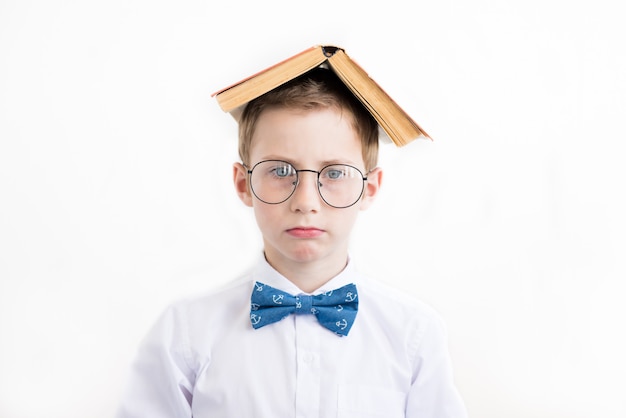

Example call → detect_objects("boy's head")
232 67 384 289
237 67 379 171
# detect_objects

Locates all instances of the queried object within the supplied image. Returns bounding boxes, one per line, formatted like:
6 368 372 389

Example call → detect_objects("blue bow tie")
250 281 359 337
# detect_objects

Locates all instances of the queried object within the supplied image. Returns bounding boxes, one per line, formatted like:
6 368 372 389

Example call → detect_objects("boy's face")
233 107 382 272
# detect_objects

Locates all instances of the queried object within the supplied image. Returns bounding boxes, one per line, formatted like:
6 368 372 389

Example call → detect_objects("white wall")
1 0 624 417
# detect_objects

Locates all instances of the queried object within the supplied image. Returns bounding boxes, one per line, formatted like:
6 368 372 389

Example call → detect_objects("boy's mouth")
286 227 324 239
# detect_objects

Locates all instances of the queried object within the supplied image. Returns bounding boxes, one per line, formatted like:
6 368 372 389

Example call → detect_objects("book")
211 45 430 147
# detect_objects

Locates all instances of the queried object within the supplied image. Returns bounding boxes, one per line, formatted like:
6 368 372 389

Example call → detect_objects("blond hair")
238 68 379 171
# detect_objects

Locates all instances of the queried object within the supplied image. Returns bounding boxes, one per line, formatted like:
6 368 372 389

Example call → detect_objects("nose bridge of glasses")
296 168 320 176
294 168 321 185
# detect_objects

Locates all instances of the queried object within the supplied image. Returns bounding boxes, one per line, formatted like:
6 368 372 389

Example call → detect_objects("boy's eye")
272 164 295 177
323 167 347 180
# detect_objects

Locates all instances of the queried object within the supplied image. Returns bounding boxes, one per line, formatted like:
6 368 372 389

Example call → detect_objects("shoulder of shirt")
353 269 450 360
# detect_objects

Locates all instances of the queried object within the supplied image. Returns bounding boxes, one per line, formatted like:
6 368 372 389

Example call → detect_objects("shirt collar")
252 254 358 296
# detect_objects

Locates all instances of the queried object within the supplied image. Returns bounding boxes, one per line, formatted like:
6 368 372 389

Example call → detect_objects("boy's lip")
286 226 324 238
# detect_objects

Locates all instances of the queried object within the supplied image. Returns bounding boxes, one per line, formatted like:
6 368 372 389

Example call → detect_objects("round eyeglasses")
246 160 368 208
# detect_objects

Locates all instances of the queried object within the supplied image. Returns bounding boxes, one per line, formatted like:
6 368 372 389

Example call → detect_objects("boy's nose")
289 171 321 212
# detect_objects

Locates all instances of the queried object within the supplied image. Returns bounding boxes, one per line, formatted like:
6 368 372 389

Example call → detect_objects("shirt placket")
294 313 321 418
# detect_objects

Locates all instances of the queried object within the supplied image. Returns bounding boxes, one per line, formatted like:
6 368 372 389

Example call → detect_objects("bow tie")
250 281 359 337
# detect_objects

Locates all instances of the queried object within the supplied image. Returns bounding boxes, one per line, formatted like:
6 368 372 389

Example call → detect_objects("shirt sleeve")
116 304 196 418
405 311 468 418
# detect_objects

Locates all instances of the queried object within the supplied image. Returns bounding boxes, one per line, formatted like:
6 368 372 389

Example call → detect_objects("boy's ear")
233 162 253 207
360 167 383 211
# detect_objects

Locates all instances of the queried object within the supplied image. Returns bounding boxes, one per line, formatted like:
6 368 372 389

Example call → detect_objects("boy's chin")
279 245 346 265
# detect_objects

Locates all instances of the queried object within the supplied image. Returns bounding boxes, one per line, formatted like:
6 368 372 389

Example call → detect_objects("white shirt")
117 258 467 418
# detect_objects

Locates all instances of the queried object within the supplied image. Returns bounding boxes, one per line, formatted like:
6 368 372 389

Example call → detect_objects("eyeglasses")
245 160 368 208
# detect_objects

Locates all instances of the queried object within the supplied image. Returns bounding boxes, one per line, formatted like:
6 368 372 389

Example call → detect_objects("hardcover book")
212 45 430 147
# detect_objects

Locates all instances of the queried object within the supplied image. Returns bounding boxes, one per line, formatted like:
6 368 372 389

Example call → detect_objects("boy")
117 64 467 417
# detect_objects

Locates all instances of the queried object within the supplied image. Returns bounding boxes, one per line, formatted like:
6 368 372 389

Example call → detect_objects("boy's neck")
263 251 349 294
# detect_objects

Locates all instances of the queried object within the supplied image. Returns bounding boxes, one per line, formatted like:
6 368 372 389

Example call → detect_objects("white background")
1 0 625 417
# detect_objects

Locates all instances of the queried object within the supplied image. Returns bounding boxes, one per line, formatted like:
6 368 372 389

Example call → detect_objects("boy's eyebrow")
256 156 361 167
319 158 361 167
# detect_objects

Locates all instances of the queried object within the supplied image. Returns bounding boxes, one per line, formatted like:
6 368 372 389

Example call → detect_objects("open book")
211 45 430 147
